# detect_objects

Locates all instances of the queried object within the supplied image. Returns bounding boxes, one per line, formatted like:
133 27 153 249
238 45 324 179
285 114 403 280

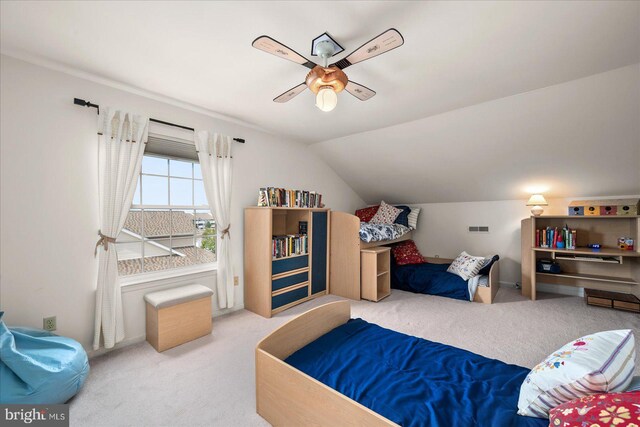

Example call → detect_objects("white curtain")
195 131 234 309
93 108 148 350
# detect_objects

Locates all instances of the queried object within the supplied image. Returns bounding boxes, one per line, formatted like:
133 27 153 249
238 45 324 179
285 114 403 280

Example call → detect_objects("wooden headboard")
329 211 412 300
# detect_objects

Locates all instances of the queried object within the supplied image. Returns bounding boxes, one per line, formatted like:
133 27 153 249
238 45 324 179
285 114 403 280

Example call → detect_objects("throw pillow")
446 251 486 280
478 254 499 275
549 391 640 427
355 205 380 223
394 205 411 228
370 201 402 224
407 207 420 229
391 240 426 265
518 329 635 418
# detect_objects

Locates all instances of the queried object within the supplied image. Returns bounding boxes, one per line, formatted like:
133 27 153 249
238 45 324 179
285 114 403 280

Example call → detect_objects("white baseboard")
499 281 517 288
87 334 146 359
499 280 584 297
537 282 584 297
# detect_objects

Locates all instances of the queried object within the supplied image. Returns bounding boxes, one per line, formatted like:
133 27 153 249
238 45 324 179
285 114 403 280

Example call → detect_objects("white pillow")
407 207 420 229
446 251 485 280
370 200 402 224
518 329 635 418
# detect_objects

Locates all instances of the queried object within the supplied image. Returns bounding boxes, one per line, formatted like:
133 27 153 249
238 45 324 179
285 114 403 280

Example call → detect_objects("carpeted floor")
69 287 640 426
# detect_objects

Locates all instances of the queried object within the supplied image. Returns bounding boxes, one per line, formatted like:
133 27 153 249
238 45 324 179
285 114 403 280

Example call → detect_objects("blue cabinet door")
311 212 328 294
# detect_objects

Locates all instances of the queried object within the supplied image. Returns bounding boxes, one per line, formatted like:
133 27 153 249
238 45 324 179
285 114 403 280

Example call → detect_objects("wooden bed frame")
255 301 396 426
329 211 499 303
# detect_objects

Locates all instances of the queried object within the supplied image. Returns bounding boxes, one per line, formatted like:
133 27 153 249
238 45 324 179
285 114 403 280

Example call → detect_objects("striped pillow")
517 329 635 418
407 207 420 229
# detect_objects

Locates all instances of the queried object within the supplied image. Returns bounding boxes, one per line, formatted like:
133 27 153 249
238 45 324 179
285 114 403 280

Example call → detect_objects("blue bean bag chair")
0 312 89 404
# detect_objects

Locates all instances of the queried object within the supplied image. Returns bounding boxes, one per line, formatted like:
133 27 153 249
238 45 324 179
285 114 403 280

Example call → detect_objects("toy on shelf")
568 198 639 216
618 237 635 251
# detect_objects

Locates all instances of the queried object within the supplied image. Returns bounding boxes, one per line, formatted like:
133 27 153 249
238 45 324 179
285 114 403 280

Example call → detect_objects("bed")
255 301 546 427
329 211 413 300
392 256 499 304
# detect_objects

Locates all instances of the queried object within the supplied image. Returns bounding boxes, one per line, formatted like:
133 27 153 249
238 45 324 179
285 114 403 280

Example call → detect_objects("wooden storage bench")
144 284 214 352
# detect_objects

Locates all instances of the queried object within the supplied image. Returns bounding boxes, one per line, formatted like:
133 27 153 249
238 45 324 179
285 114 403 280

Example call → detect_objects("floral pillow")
370 201 402 224
355 205 379 223
518 329 635 418
549 391 640 427
446 251 485 280
391 240 426 265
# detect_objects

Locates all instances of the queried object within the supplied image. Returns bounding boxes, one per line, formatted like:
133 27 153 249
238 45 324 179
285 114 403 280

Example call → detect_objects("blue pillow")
394 205 411 228
478 255 499 275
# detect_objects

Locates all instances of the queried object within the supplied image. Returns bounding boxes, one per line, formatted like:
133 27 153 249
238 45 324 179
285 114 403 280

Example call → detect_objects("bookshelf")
244 207 329 318
521 215 640 300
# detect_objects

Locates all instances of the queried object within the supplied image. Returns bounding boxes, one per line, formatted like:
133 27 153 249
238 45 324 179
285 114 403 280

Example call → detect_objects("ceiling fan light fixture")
316 87 338 112
305 65 348 94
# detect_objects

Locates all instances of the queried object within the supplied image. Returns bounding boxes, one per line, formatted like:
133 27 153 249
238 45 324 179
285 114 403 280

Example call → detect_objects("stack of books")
258 187 323 208
272 234 308 259
536 225 577 249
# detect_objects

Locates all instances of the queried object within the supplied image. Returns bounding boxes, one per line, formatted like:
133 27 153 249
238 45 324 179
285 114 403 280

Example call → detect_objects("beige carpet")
69 287 640 426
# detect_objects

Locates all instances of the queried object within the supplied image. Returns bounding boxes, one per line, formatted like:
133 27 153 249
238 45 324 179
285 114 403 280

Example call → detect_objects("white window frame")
118 153 216 284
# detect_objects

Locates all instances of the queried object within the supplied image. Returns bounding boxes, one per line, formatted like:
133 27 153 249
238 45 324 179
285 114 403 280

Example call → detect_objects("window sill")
120 263 217 292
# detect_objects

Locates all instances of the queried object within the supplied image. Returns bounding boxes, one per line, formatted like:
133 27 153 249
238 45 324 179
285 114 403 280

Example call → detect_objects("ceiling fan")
252 29 404 112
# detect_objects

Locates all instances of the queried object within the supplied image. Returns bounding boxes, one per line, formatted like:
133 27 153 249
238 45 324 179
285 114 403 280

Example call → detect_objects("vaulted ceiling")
2 1 639 203
1 1 638 145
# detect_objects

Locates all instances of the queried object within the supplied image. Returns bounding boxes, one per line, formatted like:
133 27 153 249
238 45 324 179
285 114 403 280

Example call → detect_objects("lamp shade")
526 194 548 206
316 87 338 112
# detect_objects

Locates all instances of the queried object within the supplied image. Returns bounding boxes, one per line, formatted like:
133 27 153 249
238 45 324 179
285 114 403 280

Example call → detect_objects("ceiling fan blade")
252 36 316 69
331 28 404 70
273 83 308 103
345 81 376 101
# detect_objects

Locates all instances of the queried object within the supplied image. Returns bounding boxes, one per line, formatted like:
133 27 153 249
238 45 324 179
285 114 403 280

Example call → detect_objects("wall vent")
468 226 490 233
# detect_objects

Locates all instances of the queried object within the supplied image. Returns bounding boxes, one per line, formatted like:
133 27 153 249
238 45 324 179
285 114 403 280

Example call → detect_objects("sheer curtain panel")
195 131 234 309
93 108 148 350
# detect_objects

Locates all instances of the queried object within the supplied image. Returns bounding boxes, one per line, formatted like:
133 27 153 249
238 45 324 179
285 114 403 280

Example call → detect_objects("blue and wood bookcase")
244 207 330 318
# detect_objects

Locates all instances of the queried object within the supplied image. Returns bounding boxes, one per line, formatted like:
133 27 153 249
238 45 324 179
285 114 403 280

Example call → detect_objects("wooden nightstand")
360 246 391 302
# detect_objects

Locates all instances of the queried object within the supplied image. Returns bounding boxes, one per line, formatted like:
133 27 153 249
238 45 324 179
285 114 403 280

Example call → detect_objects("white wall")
0 55 364 353
411 196 640 287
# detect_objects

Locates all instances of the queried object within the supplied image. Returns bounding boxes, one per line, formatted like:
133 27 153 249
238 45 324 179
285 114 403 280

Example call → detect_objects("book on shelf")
257 187 323 208
272 234 308 259
535 225 577 249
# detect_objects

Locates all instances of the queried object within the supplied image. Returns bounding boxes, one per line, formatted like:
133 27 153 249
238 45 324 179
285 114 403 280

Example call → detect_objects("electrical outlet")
234 276 239 286
43 316 56 331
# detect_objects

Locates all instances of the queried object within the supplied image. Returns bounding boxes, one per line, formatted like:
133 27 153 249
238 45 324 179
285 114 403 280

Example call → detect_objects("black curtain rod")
74 98 245 143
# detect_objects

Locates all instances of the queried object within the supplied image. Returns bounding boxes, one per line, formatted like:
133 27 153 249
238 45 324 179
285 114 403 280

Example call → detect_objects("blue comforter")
286 318 546 427
392 262 470 301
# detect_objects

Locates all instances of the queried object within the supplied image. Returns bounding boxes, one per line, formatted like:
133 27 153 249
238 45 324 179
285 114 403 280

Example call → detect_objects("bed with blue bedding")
391 256 498 303
285 317 546 427
391 261 471 301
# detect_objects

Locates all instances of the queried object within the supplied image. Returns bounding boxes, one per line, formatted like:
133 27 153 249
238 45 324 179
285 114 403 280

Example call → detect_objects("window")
116 154 216 276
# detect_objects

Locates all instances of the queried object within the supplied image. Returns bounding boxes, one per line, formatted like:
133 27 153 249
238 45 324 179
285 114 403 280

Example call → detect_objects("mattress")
286 318 546 427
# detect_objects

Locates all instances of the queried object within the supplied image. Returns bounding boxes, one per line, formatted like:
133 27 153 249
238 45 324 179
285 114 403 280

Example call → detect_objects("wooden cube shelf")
360 247 391 302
